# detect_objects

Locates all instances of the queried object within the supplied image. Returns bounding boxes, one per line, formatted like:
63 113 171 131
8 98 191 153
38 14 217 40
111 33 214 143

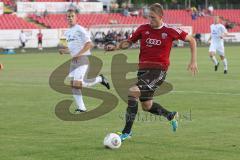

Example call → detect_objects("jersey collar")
152 23 165 30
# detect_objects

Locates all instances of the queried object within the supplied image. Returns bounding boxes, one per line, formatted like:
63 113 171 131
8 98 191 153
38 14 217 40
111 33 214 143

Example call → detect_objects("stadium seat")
0 14 39 29
26 10 240 33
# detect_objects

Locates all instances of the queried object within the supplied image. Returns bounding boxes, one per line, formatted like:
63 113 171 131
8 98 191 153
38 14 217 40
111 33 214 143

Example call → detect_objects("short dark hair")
149 3 164 16
67 8 78 14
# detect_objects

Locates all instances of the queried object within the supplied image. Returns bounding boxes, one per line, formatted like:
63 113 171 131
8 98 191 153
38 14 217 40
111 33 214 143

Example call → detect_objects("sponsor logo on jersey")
67 39 76 42
146 38 161 47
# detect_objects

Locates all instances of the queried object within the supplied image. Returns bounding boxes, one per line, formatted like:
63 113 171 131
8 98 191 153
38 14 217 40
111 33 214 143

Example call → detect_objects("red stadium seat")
0 14 39 29
25 10 240 33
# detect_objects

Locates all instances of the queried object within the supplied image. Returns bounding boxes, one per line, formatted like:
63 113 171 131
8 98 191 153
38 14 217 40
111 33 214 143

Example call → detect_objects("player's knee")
128 96 138 108
209 53 214 57
128 86 140 98
71 80 83 89
141 100 153 111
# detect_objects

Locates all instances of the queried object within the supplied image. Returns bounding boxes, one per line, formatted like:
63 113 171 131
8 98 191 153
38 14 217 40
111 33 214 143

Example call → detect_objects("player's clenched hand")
104 40 131 52
58 48 69 55
187 61 198 76
72 56 81 63
119 40 131 50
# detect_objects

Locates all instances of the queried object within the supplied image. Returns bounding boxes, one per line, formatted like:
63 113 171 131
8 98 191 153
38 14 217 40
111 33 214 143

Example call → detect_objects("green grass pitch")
0 46 240 160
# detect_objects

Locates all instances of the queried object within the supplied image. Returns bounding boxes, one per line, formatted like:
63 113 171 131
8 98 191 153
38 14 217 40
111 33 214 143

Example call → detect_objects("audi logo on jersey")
146 38 161 46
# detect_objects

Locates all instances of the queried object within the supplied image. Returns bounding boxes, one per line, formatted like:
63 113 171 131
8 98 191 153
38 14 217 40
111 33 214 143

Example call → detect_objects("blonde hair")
149 3 164 16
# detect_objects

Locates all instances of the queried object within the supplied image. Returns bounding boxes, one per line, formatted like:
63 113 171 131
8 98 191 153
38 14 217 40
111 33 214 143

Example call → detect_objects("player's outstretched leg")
82 74 110 89
147 102 179 132
100 74 110 89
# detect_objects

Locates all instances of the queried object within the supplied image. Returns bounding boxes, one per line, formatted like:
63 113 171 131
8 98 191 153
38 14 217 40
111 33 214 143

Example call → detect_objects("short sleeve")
221 24 228 34
78 26 91 43
169 27 188 41
128 25 143 43
63 30 68 39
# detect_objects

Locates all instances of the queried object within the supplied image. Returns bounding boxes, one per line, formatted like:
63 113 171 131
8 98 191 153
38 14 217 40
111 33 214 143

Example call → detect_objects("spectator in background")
191 7 197 20
130 10 139 17
191 11 197 20
225 21 234 30
198 8 205 17
109 19 118 24
43 9 48 18
194 33 202 45
142 6 148 18
208 4 214 15
94 32 105 47
123 8 129 16
19 30 27 52
37 30 43 51
125 30 130 39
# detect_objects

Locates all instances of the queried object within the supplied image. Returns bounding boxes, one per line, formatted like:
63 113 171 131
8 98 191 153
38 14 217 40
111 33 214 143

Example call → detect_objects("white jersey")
19 32 27 43
64 24 91 57
210 23 227 44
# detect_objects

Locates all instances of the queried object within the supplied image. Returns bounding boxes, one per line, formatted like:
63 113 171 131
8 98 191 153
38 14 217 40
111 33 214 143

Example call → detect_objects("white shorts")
209 43 225 56
68 56 89 81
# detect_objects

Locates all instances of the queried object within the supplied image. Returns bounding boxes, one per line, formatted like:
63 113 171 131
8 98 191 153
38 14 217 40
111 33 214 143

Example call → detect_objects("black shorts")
21 42 25 48
136 68 166 102
38 40 42 45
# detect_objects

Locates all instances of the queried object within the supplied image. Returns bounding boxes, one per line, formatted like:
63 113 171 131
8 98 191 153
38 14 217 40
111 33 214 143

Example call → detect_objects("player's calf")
0 64 3 70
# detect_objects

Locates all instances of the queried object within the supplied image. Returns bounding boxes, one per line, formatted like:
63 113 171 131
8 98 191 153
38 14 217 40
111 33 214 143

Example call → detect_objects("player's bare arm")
220 32 235 39
185 34 198 75
104 40 132 51
207 35 211 44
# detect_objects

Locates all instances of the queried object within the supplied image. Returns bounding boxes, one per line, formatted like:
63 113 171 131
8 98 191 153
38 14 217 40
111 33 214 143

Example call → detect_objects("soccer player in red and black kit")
37 30 43 50
111 3 198 141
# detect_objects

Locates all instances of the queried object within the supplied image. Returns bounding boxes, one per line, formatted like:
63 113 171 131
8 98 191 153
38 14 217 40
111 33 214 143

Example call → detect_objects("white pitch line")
0 83 240 96
171 90 240 96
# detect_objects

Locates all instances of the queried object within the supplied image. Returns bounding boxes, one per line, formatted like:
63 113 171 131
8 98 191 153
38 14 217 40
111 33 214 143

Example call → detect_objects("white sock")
222 58 228 71
82 76 102 87
210 56 218 65
72 88 86 111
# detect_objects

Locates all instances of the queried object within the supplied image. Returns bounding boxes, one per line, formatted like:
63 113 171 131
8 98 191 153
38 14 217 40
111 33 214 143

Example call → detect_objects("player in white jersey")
58 8 110 112
19 30 27 52
208 16 230 74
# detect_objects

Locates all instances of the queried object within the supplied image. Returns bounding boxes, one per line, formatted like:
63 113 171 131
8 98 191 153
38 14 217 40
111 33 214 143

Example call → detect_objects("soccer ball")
103 133 121 149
